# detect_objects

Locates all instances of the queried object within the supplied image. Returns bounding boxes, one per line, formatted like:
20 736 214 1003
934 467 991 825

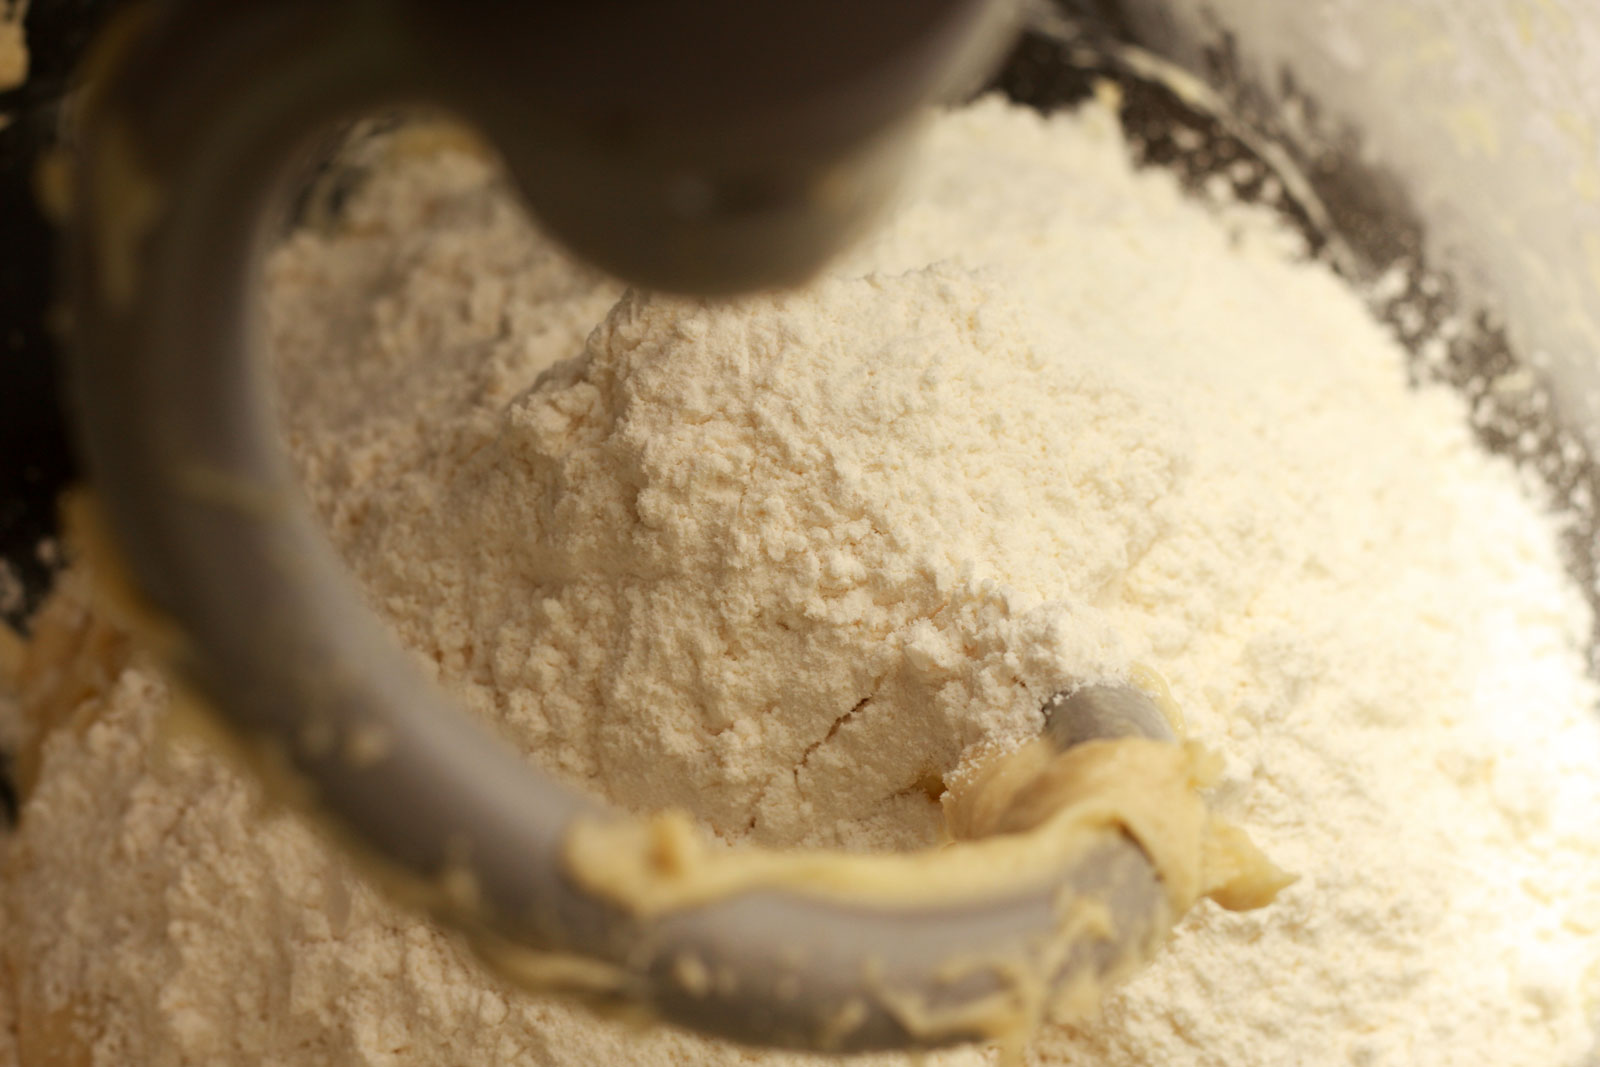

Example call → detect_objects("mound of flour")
3 96 1598 1066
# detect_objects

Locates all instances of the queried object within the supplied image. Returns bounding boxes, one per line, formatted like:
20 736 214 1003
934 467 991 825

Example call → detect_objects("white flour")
3 96 1599 1066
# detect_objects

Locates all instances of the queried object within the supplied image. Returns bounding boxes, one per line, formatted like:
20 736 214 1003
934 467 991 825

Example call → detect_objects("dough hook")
65 0 1195 1051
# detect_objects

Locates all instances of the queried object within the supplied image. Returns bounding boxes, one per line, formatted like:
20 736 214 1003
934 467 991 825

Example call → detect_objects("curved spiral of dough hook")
64 0 1202 1051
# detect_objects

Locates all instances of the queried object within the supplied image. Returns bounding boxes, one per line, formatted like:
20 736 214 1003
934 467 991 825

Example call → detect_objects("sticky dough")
565 736 1292 918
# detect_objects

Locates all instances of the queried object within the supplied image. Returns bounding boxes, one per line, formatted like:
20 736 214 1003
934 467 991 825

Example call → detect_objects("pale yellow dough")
567 737 1290 920
561 727 1290 1053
